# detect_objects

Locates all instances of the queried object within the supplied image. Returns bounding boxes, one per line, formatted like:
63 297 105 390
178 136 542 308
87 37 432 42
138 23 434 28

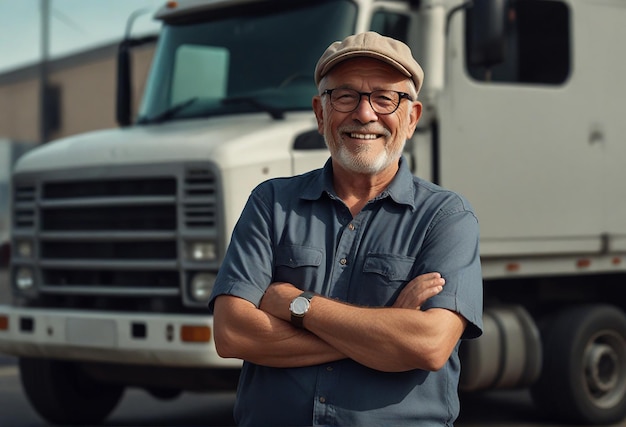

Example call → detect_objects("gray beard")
331 140 404 175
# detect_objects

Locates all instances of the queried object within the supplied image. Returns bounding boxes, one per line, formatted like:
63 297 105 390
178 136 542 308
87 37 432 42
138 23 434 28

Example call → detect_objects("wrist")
289 291 316 328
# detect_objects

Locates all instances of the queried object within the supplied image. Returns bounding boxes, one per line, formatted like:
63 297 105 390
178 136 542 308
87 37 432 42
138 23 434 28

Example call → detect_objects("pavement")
0 354 17 376
0 354 17 370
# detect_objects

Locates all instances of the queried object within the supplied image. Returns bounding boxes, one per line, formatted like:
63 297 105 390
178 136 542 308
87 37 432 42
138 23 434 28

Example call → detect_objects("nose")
351 94 379 123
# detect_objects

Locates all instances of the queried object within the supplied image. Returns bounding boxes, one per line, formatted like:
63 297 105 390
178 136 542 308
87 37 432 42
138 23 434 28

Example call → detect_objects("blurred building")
0 40 156 144
0 39 155 267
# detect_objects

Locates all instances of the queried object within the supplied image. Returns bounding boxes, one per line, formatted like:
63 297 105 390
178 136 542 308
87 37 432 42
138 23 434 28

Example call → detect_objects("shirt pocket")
274 245 324 288
359 253 416 306
363 253 415 284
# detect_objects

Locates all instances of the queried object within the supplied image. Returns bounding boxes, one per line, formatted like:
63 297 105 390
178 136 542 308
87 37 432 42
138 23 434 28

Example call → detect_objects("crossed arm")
213 272 467 372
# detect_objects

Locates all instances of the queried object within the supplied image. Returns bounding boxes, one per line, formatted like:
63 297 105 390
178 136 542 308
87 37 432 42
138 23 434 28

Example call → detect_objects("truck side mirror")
116 36 158 128
466 0 507 68
116 40 132 128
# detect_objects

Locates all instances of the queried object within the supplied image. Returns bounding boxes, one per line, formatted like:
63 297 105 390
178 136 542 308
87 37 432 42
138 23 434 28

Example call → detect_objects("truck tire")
19 357 125 426
530 305 626 424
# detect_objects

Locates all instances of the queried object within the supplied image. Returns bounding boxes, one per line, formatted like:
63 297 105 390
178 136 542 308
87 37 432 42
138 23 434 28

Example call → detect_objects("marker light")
181 325 211 343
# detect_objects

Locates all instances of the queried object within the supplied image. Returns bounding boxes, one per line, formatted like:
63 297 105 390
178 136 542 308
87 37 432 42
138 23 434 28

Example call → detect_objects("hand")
393 272 444 310
259 282 302 322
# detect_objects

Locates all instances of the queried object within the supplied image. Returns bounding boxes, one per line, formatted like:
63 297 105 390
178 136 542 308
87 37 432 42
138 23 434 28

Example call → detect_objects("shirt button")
319 396 326 403
348 223 355 231
326 366 334 372
339 258 347 265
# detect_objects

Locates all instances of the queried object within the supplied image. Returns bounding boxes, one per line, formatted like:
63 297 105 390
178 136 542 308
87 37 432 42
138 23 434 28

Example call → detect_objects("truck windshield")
138 0 357 124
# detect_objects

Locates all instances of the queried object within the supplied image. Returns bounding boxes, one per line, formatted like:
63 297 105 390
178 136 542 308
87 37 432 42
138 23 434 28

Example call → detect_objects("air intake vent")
183 168 217 228
13 185 36 228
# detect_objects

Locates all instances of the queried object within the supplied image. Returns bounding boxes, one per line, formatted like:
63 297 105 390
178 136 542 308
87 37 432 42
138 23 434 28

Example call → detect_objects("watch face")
291 297 310 315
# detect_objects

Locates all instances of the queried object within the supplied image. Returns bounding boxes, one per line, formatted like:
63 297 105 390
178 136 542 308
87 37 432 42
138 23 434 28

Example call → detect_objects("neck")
332 159 399 217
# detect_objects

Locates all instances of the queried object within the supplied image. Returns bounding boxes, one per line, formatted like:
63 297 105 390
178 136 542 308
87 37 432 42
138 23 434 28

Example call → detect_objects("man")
210 32 483 426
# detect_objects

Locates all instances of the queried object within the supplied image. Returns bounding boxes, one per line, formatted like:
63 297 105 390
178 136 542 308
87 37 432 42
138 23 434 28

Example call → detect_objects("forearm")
261 279 463 372
304 297 460 372
213 295 345 367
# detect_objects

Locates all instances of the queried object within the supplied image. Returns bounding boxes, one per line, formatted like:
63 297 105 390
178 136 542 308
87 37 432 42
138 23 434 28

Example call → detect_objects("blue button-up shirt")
210 157 483 426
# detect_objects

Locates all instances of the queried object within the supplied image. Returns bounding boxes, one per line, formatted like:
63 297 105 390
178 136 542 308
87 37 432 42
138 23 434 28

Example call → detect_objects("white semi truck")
0 0 625 425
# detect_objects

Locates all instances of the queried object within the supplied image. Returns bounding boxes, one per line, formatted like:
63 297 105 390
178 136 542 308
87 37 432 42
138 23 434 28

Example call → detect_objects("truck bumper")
0 305 241 368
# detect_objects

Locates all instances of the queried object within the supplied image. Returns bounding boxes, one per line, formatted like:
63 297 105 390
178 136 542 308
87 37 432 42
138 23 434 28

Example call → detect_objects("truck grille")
183 167 218 228
13 185 36 228
11 162 221 312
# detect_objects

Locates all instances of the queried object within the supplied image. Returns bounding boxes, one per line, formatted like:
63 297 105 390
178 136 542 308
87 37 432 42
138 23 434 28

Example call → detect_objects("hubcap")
583 331 626 408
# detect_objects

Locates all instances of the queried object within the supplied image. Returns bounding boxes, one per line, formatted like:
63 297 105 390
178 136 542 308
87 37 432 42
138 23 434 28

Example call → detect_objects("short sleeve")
208 187 274 313
419 203 483 339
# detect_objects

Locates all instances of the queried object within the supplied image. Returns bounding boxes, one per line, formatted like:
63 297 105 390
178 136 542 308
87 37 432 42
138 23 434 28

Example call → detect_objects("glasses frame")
322 88 413 115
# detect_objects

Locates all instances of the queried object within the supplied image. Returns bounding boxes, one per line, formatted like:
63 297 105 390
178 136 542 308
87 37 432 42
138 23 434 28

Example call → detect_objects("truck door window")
466 0 570 85
370 12 410 43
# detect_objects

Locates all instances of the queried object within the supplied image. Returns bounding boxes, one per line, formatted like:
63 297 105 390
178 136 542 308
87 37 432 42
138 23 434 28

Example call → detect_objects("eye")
334 90 358 101
372 91 396 106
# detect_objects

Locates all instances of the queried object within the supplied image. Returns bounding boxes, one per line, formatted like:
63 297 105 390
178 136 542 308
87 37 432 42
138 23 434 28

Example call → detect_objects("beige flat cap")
314 31 424 95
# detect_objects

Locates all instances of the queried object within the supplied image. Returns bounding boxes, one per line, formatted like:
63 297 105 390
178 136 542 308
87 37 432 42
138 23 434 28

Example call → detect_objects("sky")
0 0 164 74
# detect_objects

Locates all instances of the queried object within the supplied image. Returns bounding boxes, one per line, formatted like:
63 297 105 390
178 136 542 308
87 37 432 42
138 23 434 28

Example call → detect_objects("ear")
406 101 423 139
312 95 325 135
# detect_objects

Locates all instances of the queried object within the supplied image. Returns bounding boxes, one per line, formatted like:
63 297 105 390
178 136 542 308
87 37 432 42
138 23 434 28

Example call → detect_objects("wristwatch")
289 291 315 328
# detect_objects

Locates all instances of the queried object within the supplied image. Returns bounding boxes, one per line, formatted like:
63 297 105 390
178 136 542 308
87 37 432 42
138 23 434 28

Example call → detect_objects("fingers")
422 282 444 300
411 272 445 294
419 272 444 284
393 272 445 309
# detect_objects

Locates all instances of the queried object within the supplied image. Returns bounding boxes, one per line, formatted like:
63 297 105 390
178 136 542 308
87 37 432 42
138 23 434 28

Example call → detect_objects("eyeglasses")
322 88 413 115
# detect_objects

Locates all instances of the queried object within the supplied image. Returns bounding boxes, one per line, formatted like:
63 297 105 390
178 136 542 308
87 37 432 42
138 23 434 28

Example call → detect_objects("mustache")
337 125 391 137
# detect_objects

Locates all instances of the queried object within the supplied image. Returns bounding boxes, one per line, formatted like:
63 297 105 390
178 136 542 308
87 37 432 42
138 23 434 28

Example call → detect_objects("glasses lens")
329 89 401 114
330 89 360 112
370 90 401 114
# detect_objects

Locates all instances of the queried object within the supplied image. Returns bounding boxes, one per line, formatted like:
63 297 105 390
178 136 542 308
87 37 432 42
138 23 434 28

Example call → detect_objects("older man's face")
313 57 421 176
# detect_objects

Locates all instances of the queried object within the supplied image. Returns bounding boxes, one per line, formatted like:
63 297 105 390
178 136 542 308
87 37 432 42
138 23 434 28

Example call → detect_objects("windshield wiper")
138 95 286 124
221 96 285 120
138 97 199 125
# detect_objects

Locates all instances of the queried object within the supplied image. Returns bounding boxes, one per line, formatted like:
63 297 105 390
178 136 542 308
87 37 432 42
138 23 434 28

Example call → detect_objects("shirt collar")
301 156 416 210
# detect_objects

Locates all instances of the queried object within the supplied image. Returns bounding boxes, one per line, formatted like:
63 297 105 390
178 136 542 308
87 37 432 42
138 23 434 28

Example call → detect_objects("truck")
0 0 625 425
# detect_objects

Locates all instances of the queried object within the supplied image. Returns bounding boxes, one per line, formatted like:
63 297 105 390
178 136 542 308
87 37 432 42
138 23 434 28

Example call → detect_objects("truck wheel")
530 305 626 424
19 357 125 425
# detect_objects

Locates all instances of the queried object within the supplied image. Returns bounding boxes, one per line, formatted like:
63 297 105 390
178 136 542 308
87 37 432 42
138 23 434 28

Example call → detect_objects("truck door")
578 1 626 253
440 0 606 257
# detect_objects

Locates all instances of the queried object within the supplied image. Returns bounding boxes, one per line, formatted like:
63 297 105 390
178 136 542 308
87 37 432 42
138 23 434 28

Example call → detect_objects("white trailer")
0 0 624 425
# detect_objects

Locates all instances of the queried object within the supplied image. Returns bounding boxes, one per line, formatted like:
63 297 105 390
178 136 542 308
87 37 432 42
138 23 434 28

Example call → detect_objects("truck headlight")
16 240 33 258
185 241 217 261
15 268 35 291
190 272 216 302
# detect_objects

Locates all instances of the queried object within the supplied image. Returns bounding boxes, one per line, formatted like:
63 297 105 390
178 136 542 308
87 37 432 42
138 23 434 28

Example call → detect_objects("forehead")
324 57 409 88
